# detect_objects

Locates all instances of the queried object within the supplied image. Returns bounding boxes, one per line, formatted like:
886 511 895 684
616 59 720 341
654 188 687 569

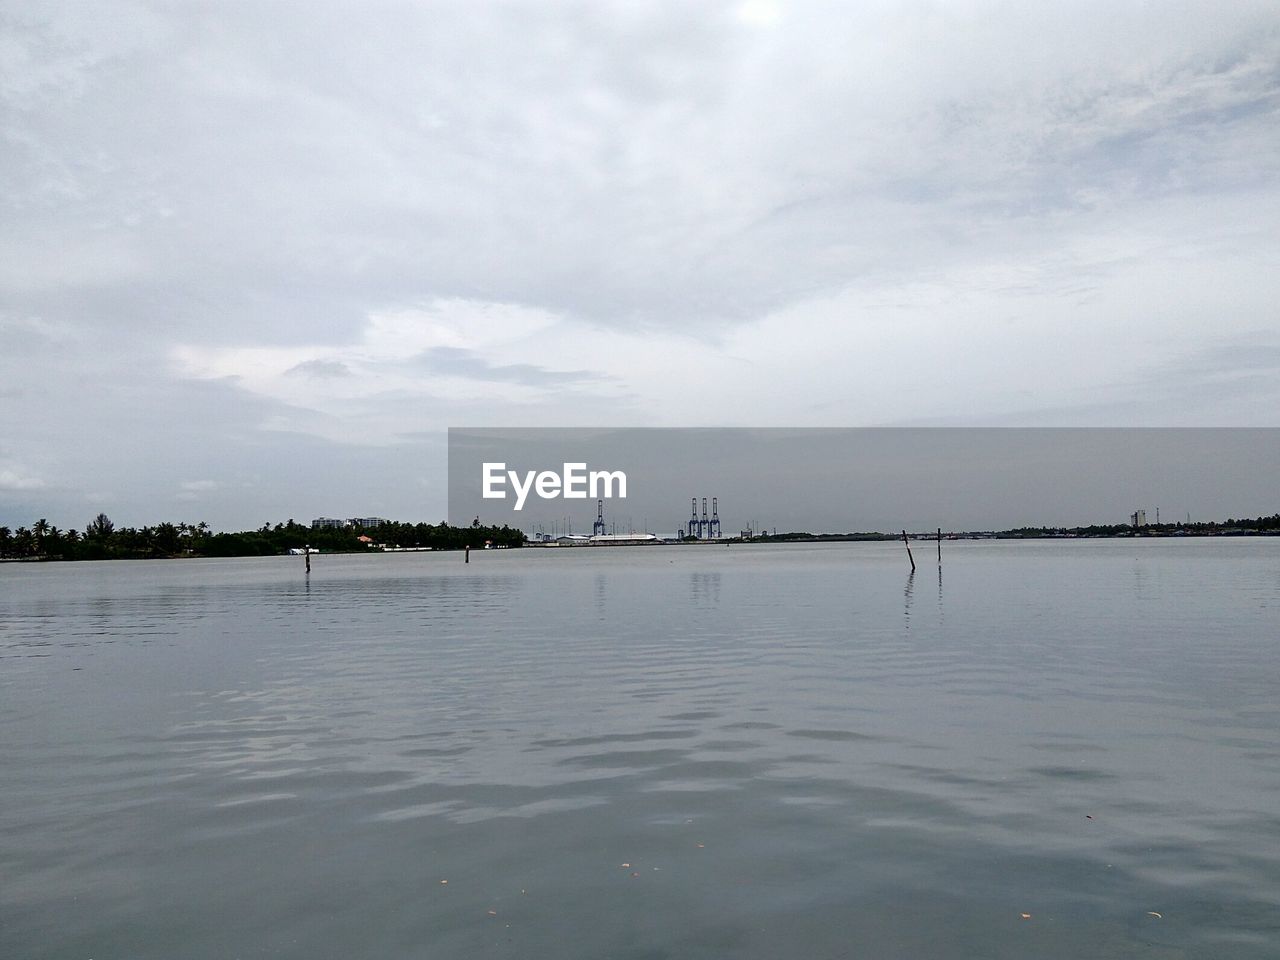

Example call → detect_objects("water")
2 540 1278 958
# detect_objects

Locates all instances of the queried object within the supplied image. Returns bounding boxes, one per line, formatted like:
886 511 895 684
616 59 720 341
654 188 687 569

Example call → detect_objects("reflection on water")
937 564 944 618
593 571 606 616
689 570 721 605
2 541 1280 959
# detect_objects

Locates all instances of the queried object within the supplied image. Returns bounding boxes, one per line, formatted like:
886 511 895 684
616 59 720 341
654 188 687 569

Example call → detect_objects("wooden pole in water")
464 543 470 564
902 530 915 571
305 546 311 574
937 528 941 565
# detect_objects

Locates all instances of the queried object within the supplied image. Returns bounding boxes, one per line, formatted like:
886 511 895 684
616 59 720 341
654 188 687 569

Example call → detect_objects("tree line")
740 514 1280 542
994 515 1280 537
0 514 526 561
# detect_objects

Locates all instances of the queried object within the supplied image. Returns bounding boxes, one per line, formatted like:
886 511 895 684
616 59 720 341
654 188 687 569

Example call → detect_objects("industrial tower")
593 499 606 536
686 495 725 539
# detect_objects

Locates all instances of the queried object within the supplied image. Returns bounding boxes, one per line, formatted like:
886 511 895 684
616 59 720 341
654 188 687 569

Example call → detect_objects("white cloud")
735 0 783 28
0 466 45 491
171 298 634 443
176 479 220 501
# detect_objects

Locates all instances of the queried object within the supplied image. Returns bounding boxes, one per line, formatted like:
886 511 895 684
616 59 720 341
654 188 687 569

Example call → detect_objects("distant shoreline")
4 527 1278 564
744 526 1280 543
2 513 1276 562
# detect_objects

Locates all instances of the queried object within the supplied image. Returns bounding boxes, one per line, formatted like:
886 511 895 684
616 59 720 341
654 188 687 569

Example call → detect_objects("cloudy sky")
3 1 1279 530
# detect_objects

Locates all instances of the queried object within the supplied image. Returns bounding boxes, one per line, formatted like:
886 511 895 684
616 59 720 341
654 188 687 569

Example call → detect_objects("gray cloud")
286 359 352 379
1167 340 1280 377
7 2 1276 331
407 347 604 387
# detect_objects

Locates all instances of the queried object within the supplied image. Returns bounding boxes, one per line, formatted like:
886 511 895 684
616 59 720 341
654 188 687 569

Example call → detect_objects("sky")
3 1 1279 531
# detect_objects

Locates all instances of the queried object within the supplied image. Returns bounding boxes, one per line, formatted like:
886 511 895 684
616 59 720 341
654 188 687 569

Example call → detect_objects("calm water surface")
2 540 1278 958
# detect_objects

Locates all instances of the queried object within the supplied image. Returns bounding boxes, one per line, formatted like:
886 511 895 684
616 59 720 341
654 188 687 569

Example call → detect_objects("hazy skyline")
4 2 1280 530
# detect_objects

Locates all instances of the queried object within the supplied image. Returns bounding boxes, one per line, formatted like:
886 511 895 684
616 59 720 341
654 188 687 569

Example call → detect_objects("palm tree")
87 513 114 540
153 522 179 555
42 525 64 559
14 527 35 557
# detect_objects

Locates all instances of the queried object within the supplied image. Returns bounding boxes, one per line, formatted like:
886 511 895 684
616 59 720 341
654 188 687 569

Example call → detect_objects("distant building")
313 516 389 530
588 533 659 545
1131 509 1147 528
551 533 658 546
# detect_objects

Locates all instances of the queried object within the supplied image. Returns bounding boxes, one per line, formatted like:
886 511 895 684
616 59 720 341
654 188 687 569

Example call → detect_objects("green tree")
13 527 35 557
50 527 77 560
151 522 180 556
87 513 114 540
33 518 50 552
43 525 62 557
